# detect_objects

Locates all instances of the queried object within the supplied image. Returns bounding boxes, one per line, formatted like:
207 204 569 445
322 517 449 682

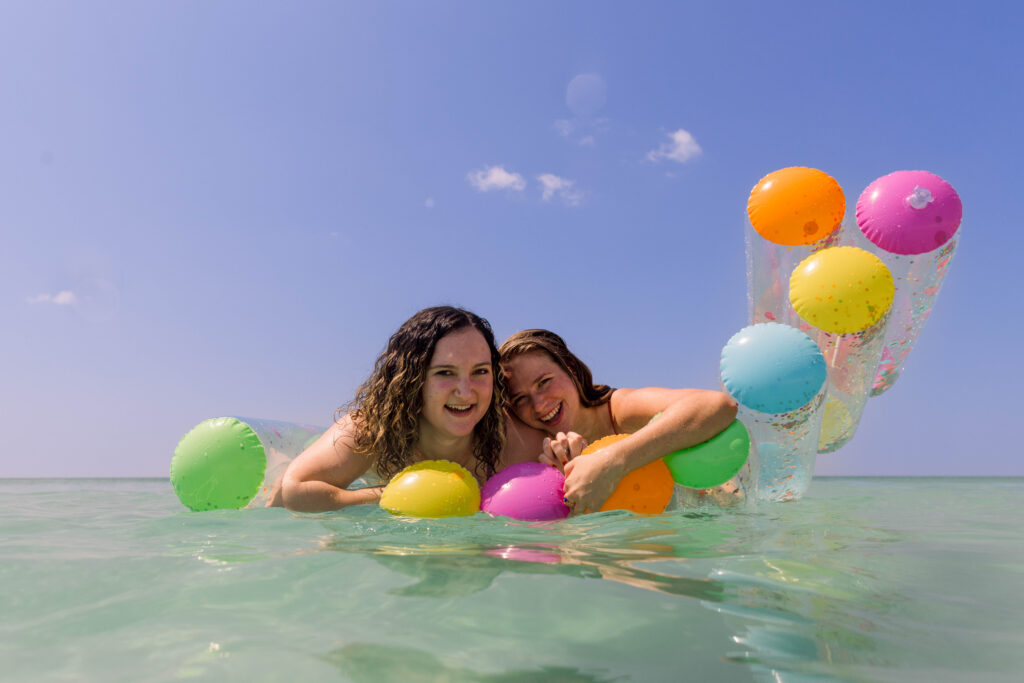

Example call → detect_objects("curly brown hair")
340 306 506 482
498 329 614 409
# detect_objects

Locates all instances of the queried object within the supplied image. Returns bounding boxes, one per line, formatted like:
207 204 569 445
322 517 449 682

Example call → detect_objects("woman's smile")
444 401 476 417
538 402 564 427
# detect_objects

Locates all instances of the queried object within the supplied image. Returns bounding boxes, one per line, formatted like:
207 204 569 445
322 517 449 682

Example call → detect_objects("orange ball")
747 167 845 246
582 434 674 514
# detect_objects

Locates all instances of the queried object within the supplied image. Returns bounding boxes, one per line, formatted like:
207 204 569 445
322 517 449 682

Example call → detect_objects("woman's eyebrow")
429 360 492 370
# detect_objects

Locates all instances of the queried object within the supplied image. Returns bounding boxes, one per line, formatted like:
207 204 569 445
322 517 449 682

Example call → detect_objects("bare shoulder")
285 414 374 487
612 387 730 432
611 386 698 413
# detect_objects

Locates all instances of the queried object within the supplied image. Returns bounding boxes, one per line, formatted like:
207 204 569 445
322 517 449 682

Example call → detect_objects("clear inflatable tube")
170 417 323 511
788 246 895 452
846 170 962 395
746 167 845 327
720 323 828 502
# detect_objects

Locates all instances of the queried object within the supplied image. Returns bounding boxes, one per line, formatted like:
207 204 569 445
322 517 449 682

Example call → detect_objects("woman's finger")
541 437 565 469
566 433 587 460
561 495 577 514
563 459 576 477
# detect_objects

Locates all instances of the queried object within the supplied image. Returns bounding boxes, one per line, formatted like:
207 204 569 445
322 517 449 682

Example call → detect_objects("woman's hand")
561 448 624 515
539 431 588 472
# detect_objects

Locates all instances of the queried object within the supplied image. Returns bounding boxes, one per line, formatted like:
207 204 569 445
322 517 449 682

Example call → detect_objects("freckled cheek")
424 381 453 402
472 379 493 401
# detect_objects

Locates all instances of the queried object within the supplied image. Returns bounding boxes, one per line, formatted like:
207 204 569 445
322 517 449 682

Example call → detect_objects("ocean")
2 477 1021 682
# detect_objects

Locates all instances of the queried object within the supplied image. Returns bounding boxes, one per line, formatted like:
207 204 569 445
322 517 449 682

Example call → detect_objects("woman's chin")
439 409 483 435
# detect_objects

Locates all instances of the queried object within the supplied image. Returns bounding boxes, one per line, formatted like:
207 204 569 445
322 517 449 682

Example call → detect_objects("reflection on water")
313 497 931 682
319 510 738 602
323 643 617 682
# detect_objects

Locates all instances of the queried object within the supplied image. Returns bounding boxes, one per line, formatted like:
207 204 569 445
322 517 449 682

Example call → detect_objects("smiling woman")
278 306 538 512
500 329 738 514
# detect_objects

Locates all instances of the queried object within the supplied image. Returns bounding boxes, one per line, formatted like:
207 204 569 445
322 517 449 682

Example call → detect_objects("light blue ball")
720 323 826 414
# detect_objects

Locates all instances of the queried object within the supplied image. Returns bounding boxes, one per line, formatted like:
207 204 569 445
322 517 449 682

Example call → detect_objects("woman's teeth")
446 403 473 415
540 404 560 423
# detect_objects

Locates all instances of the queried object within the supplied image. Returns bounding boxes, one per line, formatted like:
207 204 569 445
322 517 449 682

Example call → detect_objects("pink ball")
481 462 570 521
856 170 962 255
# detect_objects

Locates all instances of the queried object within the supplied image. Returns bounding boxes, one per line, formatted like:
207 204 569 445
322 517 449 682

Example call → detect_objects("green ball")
663 419 750 489
169 417 267 511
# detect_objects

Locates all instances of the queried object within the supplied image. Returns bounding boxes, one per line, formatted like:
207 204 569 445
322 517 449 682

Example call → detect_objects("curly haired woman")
280 306 544 512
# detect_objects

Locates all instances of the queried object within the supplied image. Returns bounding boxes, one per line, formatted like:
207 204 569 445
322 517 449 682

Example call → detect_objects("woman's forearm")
281 477 383 512
607 391 737 474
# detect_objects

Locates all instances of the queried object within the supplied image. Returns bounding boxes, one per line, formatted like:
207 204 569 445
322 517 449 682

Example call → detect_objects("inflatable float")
844 171 962 395
170 167 960 512
170 417 323 511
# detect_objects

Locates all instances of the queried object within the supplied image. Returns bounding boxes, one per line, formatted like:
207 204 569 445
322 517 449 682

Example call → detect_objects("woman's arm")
562 388 737 513
280 415 384 512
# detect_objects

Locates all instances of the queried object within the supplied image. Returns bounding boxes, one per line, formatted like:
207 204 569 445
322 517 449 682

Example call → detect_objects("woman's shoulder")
286 414 374 479
610 386 715 430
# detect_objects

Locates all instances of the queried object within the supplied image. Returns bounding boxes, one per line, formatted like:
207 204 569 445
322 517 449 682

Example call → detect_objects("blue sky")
2 1 1020 477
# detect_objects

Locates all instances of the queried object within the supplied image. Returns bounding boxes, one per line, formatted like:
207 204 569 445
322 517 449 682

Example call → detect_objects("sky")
2 1 1021 477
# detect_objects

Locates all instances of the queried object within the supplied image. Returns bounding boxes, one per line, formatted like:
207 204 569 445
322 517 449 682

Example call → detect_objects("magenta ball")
481 462 570 521
856 170 962 255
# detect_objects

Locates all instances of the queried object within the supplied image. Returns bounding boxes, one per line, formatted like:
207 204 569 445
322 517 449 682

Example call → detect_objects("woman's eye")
538 377 551 388
474 367 491 376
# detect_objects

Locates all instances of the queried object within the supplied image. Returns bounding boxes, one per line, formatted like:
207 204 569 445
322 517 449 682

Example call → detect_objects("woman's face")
502 351 580 435
419 326 494 439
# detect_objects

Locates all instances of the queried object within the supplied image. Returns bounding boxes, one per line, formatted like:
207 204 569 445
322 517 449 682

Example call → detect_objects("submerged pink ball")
481 462 570 521
856 170 962 255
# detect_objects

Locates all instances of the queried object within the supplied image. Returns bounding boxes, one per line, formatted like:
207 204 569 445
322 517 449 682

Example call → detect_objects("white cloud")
467 166 526 192
647 128 702 163
555 116 608 146
27 290 77 305
424 197 435 208
537 174 584 206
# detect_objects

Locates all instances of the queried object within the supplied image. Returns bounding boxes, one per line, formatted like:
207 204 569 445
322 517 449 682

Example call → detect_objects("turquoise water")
2 478 1022 682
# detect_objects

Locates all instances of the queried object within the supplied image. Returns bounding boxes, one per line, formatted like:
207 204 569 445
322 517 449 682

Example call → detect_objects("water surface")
2 477 1021 681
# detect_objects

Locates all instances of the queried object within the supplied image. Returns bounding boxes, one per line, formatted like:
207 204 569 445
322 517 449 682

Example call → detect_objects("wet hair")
342 306 505 482
498 329 613 409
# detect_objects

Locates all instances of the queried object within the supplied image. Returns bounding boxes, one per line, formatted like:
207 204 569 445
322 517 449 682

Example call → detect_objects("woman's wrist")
598 446 629 479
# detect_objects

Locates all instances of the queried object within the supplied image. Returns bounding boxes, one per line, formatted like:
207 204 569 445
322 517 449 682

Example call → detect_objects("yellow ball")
818 397 854 452
790 246 895 334
379 460 481 518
